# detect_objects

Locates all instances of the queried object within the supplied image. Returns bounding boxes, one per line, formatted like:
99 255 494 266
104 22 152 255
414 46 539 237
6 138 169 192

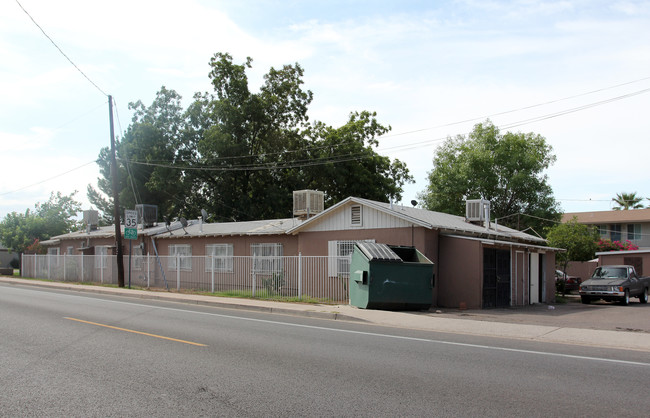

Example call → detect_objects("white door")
529 253 539 304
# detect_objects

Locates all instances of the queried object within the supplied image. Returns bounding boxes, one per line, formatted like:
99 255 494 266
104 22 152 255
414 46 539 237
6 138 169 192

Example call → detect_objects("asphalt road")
1 284 649 417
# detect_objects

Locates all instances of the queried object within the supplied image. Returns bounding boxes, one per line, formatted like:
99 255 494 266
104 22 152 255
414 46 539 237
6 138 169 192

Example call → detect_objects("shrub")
596 239 638 252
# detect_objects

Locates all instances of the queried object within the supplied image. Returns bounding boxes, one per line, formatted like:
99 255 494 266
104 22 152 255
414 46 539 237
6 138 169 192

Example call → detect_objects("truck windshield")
592 267 626 279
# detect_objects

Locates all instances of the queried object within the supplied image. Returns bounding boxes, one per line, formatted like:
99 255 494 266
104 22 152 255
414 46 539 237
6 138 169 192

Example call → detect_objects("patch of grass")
191 289 329 304
554 294 569 304
6 277 340 305
14 276 55 282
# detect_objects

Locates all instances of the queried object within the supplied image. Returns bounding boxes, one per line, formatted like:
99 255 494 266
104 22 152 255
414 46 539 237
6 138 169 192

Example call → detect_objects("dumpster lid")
355 242 402 262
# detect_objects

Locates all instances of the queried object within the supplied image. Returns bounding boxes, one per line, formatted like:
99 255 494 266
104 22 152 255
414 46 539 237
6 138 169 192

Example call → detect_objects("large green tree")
418 120 561 235
193 53 314 221
546 217 599 294
0 192 81 253
302 112 413 206
88 87 192 224
90 53 413 222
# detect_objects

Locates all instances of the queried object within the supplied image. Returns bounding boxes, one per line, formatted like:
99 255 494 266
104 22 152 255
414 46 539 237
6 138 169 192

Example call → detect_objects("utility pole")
109 95 125 287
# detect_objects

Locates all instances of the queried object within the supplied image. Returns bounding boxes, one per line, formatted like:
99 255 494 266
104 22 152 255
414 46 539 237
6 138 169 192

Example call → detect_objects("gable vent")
351 205 362 225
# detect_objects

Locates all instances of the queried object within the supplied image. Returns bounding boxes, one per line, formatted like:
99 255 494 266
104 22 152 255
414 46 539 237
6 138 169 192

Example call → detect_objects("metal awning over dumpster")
349 243 434 310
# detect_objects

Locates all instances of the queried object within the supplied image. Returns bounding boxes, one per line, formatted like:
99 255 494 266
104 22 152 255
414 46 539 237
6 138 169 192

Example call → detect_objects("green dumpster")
349 242 434 310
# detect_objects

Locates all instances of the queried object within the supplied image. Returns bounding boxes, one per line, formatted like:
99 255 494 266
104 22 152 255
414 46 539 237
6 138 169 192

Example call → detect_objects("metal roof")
288 197 547 245
41 225 118 245
144 218 302 239
44 218 303 242
43 197 546 247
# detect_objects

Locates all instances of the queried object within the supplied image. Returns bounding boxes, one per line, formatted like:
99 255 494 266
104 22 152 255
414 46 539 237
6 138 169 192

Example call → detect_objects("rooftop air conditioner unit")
136 204 158 228
83 210 99 231
293 190 324 219
466 199 490 225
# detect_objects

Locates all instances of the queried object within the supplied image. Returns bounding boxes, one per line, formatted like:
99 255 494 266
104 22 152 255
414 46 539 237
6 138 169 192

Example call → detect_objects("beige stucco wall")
438 236 482 309
150 234 299 257
57 237 116 255
295 227 435 257
566 260 598 282
598 251 650 276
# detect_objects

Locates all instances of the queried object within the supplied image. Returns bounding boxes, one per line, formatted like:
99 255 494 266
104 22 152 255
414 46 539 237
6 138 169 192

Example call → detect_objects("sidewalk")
2 277 649 352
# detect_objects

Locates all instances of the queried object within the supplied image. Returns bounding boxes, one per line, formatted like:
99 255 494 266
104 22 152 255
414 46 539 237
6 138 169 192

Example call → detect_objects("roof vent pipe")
484 202 491 230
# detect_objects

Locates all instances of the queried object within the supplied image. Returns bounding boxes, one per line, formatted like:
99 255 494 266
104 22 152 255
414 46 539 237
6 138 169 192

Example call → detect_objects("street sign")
124 209 138 240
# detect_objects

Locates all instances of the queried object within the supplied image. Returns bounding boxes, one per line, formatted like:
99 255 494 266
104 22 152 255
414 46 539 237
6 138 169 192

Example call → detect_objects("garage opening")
483 248 511 308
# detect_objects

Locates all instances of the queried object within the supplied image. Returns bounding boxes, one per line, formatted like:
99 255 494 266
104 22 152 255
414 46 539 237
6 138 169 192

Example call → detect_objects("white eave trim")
442 234 564 252
596 249 650 256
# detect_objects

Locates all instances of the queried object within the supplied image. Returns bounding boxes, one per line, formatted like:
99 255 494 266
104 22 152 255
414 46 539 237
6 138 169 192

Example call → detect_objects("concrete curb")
0 277 364 323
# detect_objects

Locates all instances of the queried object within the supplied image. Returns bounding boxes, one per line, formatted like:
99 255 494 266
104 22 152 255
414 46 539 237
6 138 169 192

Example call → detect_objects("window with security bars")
132 246 143 270
328 239 375 277
251 243 283 273
168 244 192 271
48 247 60 267
95 246 108 269
205 244 234 272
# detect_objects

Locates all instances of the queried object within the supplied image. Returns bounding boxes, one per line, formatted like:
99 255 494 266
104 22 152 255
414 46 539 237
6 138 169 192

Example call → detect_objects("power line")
119 151 371 172
0 160 99 196
114 83 650 174
15 0 107 97
377 75 650 140
377 85 650 155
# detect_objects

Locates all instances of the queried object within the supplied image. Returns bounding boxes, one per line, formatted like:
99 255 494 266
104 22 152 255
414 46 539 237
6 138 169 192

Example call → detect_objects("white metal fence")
21 254 351 303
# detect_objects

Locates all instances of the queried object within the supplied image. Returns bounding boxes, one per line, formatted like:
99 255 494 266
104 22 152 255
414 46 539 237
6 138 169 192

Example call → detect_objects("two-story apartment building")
562 208 650 249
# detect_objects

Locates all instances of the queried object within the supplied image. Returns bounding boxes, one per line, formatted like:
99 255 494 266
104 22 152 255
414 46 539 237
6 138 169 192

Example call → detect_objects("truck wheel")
620 289 630 306
580 296 591 304
640 288 648 304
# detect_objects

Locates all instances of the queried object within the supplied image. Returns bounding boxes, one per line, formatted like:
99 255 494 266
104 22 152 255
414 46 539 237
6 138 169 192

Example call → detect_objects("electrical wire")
15 0 107 98
0 160 99 196
118 81 650 173
113 80 650 172
110 96 142 205
377 85 650 154
377 75 650 140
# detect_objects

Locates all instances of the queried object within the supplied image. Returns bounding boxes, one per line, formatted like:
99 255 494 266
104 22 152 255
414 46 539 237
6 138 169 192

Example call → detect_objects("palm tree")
612 192 645 210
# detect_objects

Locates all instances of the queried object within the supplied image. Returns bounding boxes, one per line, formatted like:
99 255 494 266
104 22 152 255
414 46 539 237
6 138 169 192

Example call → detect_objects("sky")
1 0 650 221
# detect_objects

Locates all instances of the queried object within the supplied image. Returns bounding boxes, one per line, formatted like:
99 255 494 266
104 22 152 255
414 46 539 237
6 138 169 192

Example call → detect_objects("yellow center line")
65 317 207 347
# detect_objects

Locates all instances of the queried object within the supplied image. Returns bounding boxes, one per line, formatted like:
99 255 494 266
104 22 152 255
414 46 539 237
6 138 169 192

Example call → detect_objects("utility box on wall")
349 242 434 310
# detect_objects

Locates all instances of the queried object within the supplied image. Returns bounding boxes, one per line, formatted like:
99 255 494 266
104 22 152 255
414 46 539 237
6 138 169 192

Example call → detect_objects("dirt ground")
425 295 650 334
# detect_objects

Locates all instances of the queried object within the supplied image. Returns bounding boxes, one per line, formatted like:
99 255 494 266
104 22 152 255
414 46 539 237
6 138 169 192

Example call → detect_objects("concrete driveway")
428 295 650 334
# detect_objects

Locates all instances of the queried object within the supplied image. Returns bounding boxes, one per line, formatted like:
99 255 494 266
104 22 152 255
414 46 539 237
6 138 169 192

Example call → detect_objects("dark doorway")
539 253 545 303
483 248 511 308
